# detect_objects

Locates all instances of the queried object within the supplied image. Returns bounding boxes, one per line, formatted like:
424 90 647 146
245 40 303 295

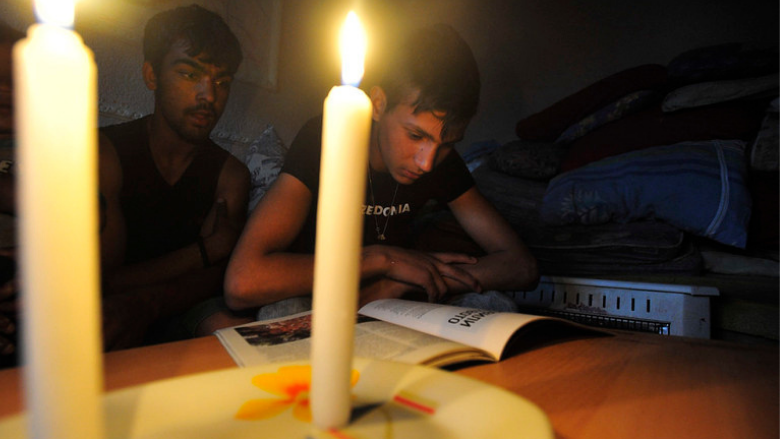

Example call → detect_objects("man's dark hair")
143 4 243 75
379 24 480 140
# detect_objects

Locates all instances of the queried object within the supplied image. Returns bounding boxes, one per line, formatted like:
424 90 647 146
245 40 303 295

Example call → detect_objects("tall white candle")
14 1 103 438
310 11 372 430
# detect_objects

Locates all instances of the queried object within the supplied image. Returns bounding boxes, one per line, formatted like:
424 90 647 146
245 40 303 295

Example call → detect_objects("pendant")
378 234 386 241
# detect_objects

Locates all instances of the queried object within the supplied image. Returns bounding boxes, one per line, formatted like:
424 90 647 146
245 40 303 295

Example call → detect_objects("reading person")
99 5 250 349
220 24 537 326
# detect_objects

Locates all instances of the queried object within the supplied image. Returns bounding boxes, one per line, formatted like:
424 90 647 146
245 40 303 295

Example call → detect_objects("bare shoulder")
98 132 119 162
245 172 312 230
216 151 251 196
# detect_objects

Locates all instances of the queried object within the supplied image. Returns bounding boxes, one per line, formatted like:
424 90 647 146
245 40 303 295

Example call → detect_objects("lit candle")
14 0 103 438
310 11 372 430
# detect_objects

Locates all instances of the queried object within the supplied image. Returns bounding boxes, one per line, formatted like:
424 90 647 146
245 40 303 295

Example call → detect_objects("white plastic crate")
509 276 719 338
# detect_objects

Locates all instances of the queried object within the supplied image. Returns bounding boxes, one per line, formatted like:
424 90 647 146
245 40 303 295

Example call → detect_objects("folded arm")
444 186 539 293
99 150 250 350
104 154 250 292
225 174 491 311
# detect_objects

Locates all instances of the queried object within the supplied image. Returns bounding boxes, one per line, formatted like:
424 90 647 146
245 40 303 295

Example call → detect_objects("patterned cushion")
244 125 287 211
488 139 567 181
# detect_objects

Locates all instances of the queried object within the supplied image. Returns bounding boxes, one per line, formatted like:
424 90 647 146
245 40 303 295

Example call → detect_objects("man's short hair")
143 4 243 75
379 24 480 140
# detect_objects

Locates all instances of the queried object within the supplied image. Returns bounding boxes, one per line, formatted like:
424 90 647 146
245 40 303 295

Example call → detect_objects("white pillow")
662 74 779 112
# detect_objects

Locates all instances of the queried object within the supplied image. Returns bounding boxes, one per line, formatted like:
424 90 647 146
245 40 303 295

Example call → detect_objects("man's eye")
408 132 424 141
179 71 198 80
214 78 232 88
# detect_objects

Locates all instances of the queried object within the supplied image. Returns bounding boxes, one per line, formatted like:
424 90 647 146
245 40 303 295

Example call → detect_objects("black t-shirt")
282 116 474 252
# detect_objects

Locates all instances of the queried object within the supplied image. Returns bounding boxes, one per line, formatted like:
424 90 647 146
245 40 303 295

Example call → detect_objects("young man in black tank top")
98 5 250 349
217 24 537 328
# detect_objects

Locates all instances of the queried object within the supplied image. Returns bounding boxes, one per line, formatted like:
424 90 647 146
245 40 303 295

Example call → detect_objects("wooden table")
0 331 777 439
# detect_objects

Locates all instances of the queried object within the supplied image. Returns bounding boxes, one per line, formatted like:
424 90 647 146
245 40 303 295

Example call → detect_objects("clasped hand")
202 198 240 264
361 245 482 303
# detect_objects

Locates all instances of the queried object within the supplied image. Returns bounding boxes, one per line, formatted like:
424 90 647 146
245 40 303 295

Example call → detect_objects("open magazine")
215 298 598 368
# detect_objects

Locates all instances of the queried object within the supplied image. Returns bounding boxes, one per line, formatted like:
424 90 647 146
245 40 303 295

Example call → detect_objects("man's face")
371 89 464 185
0 43 13 139
147 39 233 144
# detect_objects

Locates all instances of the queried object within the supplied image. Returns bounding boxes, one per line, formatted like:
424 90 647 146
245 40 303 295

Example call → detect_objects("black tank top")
101 116 229 263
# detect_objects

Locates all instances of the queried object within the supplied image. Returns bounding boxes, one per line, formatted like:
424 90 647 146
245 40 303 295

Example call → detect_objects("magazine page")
215 311 489 367
358 299 555 359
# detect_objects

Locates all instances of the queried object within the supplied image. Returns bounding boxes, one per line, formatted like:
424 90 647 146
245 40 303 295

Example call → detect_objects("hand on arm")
104 155 249 292
201 156 251 261
359 245 480 303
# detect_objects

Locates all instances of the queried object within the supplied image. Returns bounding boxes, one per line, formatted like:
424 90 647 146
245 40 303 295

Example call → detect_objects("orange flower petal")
251 365 312 397
235 398 291 420
292 400 312 423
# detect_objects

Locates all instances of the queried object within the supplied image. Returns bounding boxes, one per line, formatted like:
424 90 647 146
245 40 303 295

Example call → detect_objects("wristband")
197 236 211 268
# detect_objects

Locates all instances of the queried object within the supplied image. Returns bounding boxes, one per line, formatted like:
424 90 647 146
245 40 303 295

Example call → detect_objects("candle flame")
35 0 77 29
339 11 366 87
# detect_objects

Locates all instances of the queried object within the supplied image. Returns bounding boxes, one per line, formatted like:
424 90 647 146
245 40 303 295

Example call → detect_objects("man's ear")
369 86 387 122
142 61 157 91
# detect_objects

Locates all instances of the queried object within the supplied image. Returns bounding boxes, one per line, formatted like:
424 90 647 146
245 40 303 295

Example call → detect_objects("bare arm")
225 173 485 310
224 173 318 309
445 187 539 292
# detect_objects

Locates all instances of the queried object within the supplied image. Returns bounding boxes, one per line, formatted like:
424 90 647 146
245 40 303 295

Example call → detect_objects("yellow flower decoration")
235 365 360 423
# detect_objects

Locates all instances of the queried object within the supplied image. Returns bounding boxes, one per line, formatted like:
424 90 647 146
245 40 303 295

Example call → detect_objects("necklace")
367 167 399 241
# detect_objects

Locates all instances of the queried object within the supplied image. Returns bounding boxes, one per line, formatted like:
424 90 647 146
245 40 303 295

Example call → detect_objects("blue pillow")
540 140 752 248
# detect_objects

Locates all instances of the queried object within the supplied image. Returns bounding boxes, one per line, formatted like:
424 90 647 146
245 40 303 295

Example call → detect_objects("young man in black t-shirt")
220 24 538 324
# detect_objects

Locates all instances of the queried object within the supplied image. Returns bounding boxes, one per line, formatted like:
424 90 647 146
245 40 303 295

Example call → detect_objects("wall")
272 0 779 151
2 0 777 156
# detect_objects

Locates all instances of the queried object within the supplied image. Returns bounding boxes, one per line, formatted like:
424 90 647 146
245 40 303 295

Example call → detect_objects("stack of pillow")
502 42 778 252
